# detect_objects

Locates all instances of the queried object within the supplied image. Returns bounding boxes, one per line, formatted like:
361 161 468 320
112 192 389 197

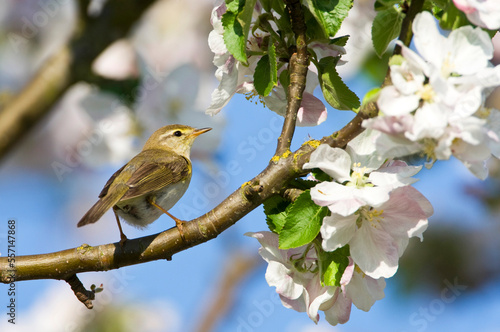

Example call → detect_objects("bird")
77 124 211 244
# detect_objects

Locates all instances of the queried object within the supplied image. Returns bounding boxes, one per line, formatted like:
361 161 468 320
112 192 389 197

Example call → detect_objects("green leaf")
222 11 246 63
264 195 290 234
279 190 328 249
237 0 258 40
371 6 405 57
431 0 448 10
254 38 278 96
288 179 319 190
361 87 381 106
306 0 353 38
279 68 290 92
311 169 332 182
222 0 258 63
303 5 328 41
374 0 402 11
330 35 349 47
319 245 350 287
436 2 470 30
317 56 360 110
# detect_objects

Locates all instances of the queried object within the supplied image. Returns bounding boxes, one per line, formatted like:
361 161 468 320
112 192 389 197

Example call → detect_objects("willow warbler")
77 124 211 244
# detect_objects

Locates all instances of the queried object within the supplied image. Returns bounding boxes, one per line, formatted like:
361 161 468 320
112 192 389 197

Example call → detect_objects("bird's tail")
77 195 116 227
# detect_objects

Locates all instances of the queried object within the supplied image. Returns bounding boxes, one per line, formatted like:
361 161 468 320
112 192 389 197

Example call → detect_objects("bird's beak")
191 127 212 137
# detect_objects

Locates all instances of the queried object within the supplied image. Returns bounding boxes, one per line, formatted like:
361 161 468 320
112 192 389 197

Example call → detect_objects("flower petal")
321 214 357 252
350 221 399 278
304 145 352 182
296 92 328 127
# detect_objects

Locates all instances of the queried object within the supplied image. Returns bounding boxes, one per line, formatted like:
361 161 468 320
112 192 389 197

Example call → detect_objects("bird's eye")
174 130 182 137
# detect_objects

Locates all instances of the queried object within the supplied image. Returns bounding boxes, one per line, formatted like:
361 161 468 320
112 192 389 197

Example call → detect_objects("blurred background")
0 0 500 331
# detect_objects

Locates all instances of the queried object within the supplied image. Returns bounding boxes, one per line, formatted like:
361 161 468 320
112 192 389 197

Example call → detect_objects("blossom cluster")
206 1 344 126
233 6 500 328
454 0 500 30
364 11 500 179
247 129 433 324
246 231 386 325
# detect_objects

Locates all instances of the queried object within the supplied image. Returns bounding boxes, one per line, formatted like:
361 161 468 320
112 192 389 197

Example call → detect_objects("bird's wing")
121 154 191 201
98 164 127 198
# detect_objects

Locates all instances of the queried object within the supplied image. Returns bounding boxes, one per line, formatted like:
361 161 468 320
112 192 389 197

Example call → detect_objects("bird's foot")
119 233 128 247
175 219 186 241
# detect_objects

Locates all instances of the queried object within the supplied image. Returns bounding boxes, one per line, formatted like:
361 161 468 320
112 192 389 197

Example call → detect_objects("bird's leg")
113 208 128 246
148 197 186 241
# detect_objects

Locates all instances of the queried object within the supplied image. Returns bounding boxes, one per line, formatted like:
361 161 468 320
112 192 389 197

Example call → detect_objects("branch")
0 0 155 161
0 47 71 160
393 0 425 55
275 0 309 156
0 104 382 283
0 0 378 286
195 252 261 332
0 0 423 309
65 274 97 309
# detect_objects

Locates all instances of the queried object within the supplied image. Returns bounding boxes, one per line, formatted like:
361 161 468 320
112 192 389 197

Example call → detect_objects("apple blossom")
341 258 386 312
245 231 337 323
206 1 334 126
320 186 432 278
263 67 328 127
206 2 258 116
454 0 500 30
303 131 422 216
364 11 500 178
245 231 386 326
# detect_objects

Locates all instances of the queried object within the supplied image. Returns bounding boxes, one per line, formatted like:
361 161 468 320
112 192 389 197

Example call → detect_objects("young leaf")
237 0 258 42
263 195 291 234
319 245 350 287
254 39 277 96
279 190 328 249
317 56 360 110
279 68 290 91
305 0 353 38
222 10 247 63
371 6 405 57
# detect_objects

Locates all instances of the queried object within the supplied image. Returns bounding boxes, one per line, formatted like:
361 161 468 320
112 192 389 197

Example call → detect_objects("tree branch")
393 0 425 55
275 0 309 156
0 0 422 309
0 47 71 160
65 274 97 309
0 106 381 284
0 0 155 161
195 252 261 332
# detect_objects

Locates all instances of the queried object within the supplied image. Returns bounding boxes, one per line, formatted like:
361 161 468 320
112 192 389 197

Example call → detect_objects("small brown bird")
77 124 211 244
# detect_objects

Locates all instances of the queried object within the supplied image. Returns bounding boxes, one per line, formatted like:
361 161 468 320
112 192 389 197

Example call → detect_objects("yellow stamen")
419 84 436 103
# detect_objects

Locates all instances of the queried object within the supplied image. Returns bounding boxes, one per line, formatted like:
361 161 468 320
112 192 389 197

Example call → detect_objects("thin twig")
393 0 425 55
275 0 309 156
65 274 96 309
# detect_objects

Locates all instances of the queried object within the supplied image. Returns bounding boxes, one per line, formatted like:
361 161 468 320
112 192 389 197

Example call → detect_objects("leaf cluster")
222 0 360 110
264 187 349 286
